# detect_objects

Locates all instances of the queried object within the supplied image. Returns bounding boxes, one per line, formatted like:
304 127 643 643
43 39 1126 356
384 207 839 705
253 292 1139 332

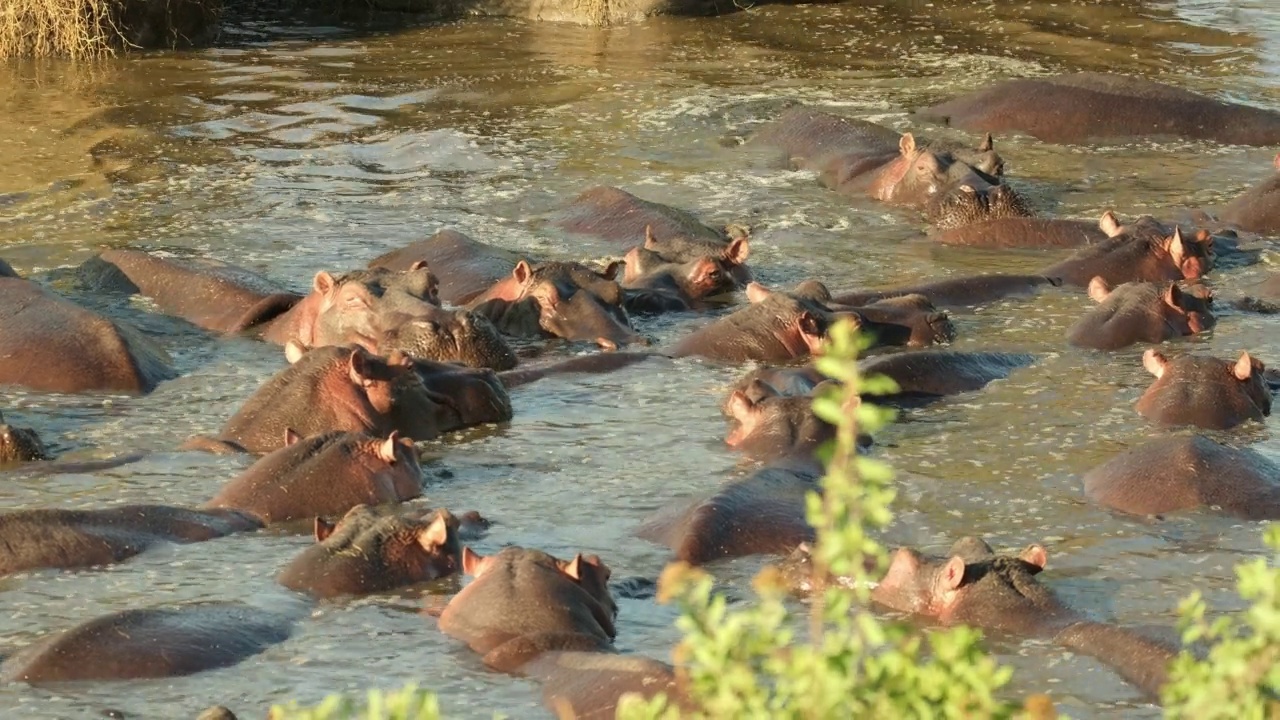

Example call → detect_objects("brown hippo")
374 306 517 371
723 380 840 463
932 215 1107 249
829 294 957 347
929 184 1035 231
1220 155 1280 235
0 258 16 277
276 505 462 598
1066 277 1215 350
1043 214 1213 287
203 431 422 524
397 356 515 433
1135 350 1272 430
916 73 1280 147
1082 435 1280 520
0 603 293 684
872 538 1176 699
749 107 1026 225
0 276 174 394
833 274 1062 308
0 414 48 463
369 229 520 305
622 226 751 307
1234 273 1280 314
523 651 688 720
81 249 442 353
635 458 823 565
436 546 617 673
0 505 261 577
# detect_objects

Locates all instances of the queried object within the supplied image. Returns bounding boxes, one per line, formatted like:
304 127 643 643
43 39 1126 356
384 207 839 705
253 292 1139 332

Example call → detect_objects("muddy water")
1 0 1279 717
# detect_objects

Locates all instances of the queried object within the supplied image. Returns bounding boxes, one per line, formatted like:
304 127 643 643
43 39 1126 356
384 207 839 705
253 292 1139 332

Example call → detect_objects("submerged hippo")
0 505 261 576
277 504 462 598
436 546 617 673
374 306 517 371
0 413 48 464
369 229 519 305
622 226 751 308
1067 277 1215 350
833 274 1062 309
1135 349 1272 430
1234 273 1280 314
522 651 687 720
204 431 422 524
750 107 1026 225
1082 435 1280 520
552 186 748 259
932 215 1107 249
872 537 1176 699
0 603 293 684
1220 155 1280 235
0 276 174 394
916 73 1280 146
1043 214 1213 287
723 380 838 463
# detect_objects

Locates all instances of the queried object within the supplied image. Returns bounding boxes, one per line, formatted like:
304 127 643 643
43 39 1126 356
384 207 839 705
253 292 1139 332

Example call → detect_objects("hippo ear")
461 546 488 576
1019 544 1048 572
644 225 659 250
1086 276 1111 304
898 132 917 157
378 432 400 464
417 513 451 550
561 553 585 581
798 311 825 346
725 389 756 421
978 133 994 153
745 282 772 304
284 428 303 446
314 517 337 542
939 555 967 591
1166 226 1187 264
1234 352 1255 381
1098 210 1122 237
1162 283 1184 310
879 547 922 590
1273 153 1280 172
599 260 623 281
594 337 619 352
284 340 309 364
622 247 642 283
312 271 337 296
512 260 533 285
409 260 430 273
723 236 750 266
1142 349 1167 379
348 350 371 386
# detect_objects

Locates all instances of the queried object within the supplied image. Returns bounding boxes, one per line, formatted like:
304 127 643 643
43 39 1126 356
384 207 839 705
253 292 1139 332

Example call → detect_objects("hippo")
929 184 1035 231
1043 214 1213 287
833 274 1062 309
522 651 688 720
0 505 261 576
829 294 957 347
872 537 1176 699
81 249 443 353
622 226 751 306
0 603 293 684
0 276 174 394
369 229 521 305
203 431 422 524
916 73 1280 147
497 352 660 389
0 258 16 277
1082 435 1280 520
0 414 48 463
1134 349 1272 430
635 459 823 565
723 380 839 463
932 216 1107 249
276 505 462 598
375 306 517 371
749 107 1026 225
1066 278 1215 350
1220 155 1280 235
436 546 617 673
1234 273 1280 314
398 356 514 432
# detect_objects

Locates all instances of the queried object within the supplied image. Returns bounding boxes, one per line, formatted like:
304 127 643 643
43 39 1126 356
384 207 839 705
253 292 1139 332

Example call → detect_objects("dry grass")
0 0 222 59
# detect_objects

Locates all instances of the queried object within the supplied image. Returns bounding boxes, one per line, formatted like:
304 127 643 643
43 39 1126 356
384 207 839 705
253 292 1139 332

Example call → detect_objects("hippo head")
1087 277 1215 337
0 424 48 463
845 294 956 347
872 537 1052 631
470 260 644 350
462 546 619 627
930 183 1033 229
877 133 1026 225
312 505 462 585
623 226 752 300
1137 349 1272 429
403 359 514 434
1099 212 1214 281
307 263 440 350
377 307 517 371
285 342 412 420
724 379 838 463
745 283 841 356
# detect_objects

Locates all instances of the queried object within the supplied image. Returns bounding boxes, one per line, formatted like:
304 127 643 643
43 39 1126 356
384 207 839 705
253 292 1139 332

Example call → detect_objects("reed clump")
0 0 221 59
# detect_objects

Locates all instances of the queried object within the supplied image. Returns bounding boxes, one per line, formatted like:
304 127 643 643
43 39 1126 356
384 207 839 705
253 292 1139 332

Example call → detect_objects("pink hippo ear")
938 555 967 592
745 282 772 304
512 260 534 286
797 311 827 354
561 553 585 582
1020 544 1048 572
314 517 337 542
875 547 924 607
461 546 490 576
723 236 750 266
1162 283 1185 310
622 247 643 283
1234 351 1256 381
1273 153 1280 172
978 133 994 153
594 337 618 352
378 432 401 464
284 340 309 364
418 513 452 550
724 391 759 448
284 428 303 446
898 132 917 157
313 271 337 295
644 225 659 250
1098 210 1122 237
1086 276 1112 304
348 349 372 387
1142 349 1168 379
599 260 623 281
1166 226 1187 264
409 260 430 273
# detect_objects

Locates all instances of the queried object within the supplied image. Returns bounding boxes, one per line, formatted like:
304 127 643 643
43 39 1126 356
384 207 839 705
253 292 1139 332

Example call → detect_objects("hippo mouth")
929 183 1033 229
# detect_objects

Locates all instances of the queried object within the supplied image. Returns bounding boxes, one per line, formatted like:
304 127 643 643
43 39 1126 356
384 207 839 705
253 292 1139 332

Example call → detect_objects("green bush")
269 685 442 720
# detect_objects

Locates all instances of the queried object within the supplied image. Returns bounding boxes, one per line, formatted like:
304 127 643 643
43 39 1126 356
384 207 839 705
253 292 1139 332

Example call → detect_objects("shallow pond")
1 0 1278 717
